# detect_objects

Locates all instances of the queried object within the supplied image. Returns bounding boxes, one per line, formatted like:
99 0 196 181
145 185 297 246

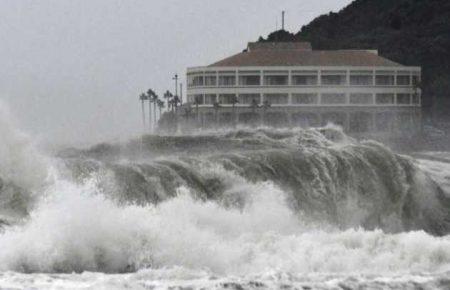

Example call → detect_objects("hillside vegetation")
259 0 450 122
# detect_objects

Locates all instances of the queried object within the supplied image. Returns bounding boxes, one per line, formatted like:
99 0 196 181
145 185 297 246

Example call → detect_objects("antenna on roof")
282 11 285 31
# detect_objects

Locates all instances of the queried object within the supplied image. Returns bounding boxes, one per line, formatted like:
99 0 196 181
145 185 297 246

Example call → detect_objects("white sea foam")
0 172 449 278
1 104 450 289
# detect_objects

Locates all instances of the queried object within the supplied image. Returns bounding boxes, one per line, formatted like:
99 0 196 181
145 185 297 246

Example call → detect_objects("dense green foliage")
259 0 450 121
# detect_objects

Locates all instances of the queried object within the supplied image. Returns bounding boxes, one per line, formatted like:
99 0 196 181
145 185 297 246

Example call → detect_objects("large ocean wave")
0 107 449 289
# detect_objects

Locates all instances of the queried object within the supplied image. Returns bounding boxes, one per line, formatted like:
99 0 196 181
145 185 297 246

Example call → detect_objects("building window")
264 75 288 86
321 72 347 86
218 75 236 86
204 94 216 104
292 93 318 104
396 75 410 86
188 94 204 104
376 93 395 104
376 75 395 86
193 94 204 104
350 75 373 86
239 75 260 86
397 94 411 105
188 74 204 87
291 75 318 85
264 94 288 104
349 93 373 105
219 94 237 104
239 94 260 104
321 93 346 104
204 75 217 86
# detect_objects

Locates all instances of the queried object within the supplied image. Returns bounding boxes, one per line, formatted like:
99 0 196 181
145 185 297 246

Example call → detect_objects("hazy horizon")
0 0 352 146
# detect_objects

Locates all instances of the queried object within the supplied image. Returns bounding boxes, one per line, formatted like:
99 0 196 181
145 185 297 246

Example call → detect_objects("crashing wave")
55 126 450 235
0 112 449 275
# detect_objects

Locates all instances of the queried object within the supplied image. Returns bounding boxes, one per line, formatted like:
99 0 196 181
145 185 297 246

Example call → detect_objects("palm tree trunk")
153 102 157 129
148 100 152 132
141 100 146 130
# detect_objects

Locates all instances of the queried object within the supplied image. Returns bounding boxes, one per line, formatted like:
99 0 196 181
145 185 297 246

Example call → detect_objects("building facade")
184 42 421 134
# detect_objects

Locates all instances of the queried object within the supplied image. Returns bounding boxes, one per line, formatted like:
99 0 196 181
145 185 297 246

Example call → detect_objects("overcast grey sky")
0 0 352 145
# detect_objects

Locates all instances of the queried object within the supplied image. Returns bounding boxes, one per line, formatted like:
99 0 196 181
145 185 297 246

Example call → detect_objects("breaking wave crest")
58 126 450 235
0 106 449 286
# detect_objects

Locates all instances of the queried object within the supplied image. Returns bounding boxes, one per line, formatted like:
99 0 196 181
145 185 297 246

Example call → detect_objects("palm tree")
213 101 221 126
157 99 165 120
146 89 155 131
150 91 159 126
139 93 148 129
172 95 181 112
163 90 173 112
262 100 271 126
230 95 239 127
194 95 202 125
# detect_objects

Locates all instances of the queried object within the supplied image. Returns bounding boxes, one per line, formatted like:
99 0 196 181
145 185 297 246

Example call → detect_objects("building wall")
183 65 421 134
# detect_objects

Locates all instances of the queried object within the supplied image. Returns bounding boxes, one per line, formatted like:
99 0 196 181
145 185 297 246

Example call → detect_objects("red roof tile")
209 43 402 67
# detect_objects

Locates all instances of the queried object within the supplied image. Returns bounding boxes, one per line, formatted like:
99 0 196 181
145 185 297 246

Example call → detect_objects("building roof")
247 42 312 51
209 42 402 67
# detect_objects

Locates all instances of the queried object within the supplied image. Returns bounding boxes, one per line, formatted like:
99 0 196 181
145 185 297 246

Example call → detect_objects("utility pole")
180 83 183 104
282 11 285 31
173 74 178 97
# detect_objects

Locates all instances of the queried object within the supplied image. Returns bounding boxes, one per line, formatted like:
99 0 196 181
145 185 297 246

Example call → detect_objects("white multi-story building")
184 42 421 134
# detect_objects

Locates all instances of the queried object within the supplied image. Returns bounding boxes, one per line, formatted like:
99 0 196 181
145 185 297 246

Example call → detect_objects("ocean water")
0 107 449 289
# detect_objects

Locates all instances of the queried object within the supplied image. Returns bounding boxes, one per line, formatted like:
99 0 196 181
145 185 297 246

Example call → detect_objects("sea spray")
0 103 52 221
57 127 450 235
0 116 449 289
0 103 49 191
